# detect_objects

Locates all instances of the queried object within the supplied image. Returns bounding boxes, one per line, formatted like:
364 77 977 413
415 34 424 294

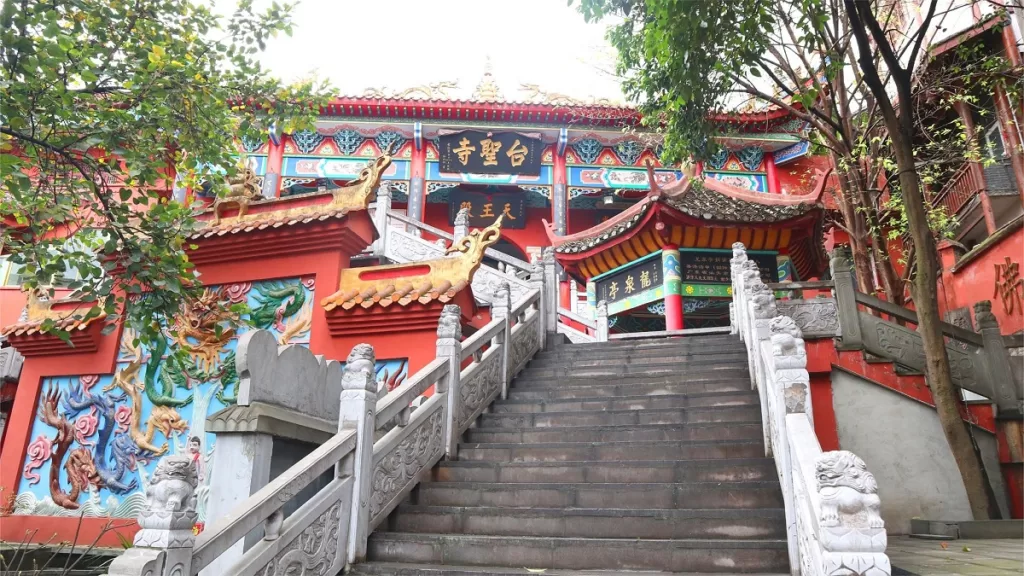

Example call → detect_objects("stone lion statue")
146 454 198 512
437 305 462 339
816 450 884 529
769 316 804 357
346 343 376 374
750 282 777 320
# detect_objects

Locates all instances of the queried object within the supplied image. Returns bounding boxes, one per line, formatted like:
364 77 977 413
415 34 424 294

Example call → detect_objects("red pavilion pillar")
408 122 428 232
552 128 568 235
765 153 780 194
263 128 284 198
662 244 684 331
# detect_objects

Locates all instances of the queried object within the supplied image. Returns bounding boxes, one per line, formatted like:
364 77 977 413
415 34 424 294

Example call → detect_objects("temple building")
212 68 829 333
7 50 1021 554
0 69 829 542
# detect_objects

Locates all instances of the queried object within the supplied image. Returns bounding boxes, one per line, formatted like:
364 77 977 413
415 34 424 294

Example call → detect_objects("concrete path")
889 536 1023 575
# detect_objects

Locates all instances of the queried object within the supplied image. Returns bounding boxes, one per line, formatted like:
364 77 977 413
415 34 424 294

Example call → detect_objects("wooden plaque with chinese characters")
449 188 527 229
595 255 663 306
438 131 543 175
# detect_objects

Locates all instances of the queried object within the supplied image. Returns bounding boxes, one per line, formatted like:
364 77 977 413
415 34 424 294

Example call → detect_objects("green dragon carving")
216 350 239 405
250 281 306 331
145 337 195 408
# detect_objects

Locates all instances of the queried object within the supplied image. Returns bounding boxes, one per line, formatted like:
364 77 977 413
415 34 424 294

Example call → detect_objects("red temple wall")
775 155 832 197
937 225 1024 335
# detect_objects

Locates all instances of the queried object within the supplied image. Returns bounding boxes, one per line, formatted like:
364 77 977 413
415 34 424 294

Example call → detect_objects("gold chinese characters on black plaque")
438 130 543 175
449 188 527 229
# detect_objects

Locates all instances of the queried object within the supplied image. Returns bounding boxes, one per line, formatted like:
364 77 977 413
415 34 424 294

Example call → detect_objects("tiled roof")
1 290 104 337
1 314 100 337
551 172 824 256
188 203 357 239
325 278 470 311
190 152 392 238
664 180 818 223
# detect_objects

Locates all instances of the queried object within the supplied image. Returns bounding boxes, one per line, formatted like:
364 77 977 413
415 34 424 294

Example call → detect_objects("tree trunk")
888 116 995 520
867 209 905 306
831 156 876 294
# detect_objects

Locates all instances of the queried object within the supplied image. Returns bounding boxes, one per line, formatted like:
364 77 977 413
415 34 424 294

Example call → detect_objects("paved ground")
889 536 1023 575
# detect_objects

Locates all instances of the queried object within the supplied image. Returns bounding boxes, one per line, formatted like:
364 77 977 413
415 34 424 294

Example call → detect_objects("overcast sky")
234 0 626 102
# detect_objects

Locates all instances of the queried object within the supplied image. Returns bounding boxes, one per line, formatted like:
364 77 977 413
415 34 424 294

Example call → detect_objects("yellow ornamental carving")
200 148 396 230
322 216 505 311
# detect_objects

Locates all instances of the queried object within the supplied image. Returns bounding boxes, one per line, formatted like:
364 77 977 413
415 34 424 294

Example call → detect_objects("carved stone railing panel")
857 311 991 399
230 477 352 576
368 394 445 528
509 311 541 378
777 298 840 339
457 347 503 431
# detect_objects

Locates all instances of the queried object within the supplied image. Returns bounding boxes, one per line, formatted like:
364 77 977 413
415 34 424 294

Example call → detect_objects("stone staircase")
350 335 790 575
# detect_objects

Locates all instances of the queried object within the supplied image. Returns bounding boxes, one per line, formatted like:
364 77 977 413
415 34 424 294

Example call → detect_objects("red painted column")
552 129 568 235
263 132 285 198
662 245 683 330
559 281 571 311
408 123 428 229
765 153 780 194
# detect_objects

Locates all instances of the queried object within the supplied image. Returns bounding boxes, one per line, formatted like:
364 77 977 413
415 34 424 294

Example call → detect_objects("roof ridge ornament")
198 146 397 231
472 56 504 102
321 216 505 312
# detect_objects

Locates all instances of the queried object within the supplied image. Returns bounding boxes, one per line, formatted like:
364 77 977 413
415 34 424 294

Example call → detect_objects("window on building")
983 122 1006 160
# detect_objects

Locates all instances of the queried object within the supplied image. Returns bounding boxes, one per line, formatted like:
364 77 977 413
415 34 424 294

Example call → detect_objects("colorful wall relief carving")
13 277 318 521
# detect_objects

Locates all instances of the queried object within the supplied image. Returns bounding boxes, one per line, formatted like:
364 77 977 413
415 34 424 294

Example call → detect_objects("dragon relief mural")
12 277 325 521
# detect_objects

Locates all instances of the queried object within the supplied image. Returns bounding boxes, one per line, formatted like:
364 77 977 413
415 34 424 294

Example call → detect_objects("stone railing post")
530 257 547 350
373 183 392 257
339 343 378 564
748 279 778 455
740 260 762 378
103 455 198 576
492 282 512 399
569 279 579 314
769 316 812 576
436 305 463 459
815 451 890 576
542 248 558 339
453 206 469 243
596 300 609 342
975 301 1023 416
830 247 861 350
730 242 748 337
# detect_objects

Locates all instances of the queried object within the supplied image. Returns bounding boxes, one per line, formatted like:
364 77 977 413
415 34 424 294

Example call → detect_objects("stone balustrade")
103 281 545 576
731 242 892 576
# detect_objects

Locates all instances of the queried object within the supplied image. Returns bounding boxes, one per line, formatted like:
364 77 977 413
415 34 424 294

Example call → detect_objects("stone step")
457 439 766 463
434 458 778 484
510 371 752 391
365 533 789 573
527 349 748 369
350 563 788 576
491 390 759 413
506 380 753 400
415 481 785 510
518 361 748 380
466 422 764 444
541 335 741 355
479 405 762 429
391 505 787 540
